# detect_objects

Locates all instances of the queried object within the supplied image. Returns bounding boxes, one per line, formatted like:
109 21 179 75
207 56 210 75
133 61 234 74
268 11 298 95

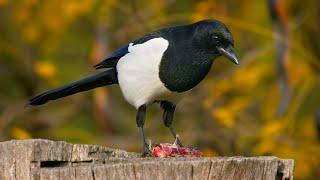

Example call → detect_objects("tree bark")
0 139 294 180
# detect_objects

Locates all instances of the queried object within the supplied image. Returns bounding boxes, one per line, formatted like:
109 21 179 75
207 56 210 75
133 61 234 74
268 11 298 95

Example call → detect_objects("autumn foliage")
0 0 319 178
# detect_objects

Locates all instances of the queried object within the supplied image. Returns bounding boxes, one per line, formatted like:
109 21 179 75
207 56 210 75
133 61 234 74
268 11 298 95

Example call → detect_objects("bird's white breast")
116 37 172 108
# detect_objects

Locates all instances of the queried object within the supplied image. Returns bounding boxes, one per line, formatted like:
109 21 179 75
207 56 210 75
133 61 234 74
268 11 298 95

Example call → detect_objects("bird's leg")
136 104 150 156
160 101 183 147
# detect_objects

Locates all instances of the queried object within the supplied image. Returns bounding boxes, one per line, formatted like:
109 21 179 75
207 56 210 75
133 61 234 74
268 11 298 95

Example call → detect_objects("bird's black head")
192 19 239 65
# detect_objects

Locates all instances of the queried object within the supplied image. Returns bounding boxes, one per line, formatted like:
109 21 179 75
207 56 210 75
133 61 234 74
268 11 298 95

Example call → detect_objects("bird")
29 19 239 155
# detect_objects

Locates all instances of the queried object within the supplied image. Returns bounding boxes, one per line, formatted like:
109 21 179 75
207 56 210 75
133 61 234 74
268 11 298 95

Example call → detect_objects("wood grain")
0 139 294 180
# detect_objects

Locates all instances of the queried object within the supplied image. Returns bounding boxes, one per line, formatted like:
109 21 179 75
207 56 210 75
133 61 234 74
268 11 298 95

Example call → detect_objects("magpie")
29 19 239 154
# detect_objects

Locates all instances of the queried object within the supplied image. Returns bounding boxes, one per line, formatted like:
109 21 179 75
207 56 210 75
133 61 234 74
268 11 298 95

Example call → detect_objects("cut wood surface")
0 139 294 180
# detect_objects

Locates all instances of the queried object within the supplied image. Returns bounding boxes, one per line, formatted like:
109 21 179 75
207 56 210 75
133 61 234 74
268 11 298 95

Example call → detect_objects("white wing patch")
116 37 171 108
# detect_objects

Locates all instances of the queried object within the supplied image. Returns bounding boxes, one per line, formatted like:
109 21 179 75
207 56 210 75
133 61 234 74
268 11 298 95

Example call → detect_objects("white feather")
116 37 172 108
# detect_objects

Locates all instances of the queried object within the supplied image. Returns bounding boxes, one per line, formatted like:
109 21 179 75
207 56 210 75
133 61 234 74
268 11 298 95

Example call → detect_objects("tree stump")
0 139 294 180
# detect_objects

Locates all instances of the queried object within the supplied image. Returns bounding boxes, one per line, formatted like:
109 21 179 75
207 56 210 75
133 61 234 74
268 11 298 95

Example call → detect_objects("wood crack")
0 139 294 180
206 160 213 180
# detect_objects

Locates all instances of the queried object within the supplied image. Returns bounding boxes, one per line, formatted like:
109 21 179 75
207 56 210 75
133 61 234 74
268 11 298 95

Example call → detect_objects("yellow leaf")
260 120 283 138
34 61 57 79
10 127 31 139
212 108 234 128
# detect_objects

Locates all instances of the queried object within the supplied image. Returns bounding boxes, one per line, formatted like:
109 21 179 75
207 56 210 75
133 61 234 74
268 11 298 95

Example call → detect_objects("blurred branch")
0 100 28 139
316 111 320 142
286 79 313 135
90 21 114 134
268 0 292 116
216 14 320 71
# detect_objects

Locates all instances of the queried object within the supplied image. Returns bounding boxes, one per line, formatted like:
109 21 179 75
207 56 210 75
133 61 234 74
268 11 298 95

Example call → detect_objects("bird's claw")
173 135 183 147
141 140 153 157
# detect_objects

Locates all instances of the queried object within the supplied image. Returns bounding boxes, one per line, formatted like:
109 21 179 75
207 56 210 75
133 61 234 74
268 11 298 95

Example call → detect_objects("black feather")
94 45 129 69
29 69 118 105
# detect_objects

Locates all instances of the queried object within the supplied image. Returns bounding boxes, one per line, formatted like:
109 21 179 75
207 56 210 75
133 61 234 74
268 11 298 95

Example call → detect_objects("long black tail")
29 69 117 106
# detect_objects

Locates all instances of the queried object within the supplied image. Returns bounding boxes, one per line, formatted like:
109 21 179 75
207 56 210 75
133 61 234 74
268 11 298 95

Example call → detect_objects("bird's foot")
141 148 152 157
173 134 183 147
141 141 152 157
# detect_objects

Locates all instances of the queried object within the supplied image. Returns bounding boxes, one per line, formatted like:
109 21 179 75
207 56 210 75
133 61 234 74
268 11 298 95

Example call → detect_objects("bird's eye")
212 35 221 44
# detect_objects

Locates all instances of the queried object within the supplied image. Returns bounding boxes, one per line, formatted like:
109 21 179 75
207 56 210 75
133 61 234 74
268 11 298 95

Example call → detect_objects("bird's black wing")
94 45 129 69
94 31 162 69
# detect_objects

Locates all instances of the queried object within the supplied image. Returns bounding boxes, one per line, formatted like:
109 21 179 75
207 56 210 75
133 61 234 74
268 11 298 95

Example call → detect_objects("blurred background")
0 0 319 178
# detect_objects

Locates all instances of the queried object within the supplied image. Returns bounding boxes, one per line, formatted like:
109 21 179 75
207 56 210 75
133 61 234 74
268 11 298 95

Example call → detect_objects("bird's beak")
217 46 239 65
